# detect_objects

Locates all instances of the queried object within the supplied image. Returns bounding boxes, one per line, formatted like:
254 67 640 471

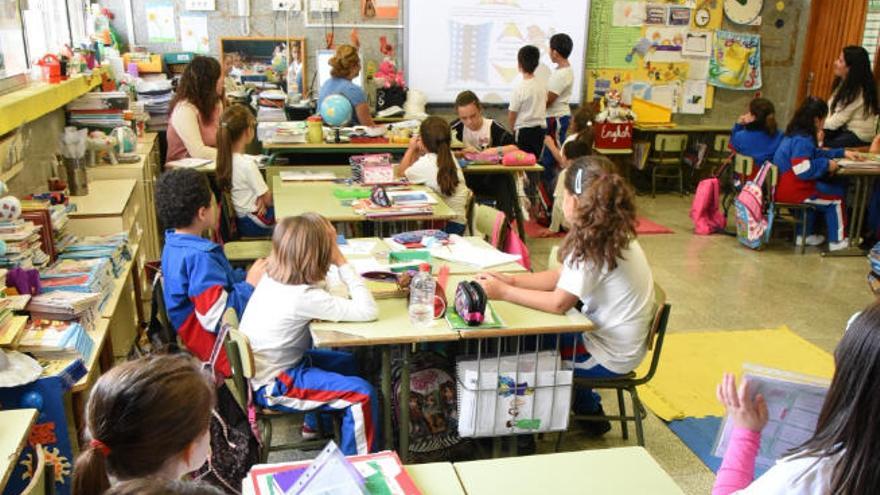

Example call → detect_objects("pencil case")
455 280 487 326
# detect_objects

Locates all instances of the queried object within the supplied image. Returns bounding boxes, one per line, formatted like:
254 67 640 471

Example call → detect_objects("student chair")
224 240 272 268
765 164 815 255
704 134 731 172
472 204 510 250
21 444 55 495
647 134 689 197
556 284 671 448
221 309 341 462
148 272 179 353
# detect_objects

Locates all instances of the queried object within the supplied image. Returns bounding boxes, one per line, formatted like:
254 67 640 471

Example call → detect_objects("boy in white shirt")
508 45 547 158
542 33 575 191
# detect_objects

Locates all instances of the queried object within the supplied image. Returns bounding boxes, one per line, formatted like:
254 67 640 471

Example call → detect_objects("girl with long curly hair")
476 156 655 434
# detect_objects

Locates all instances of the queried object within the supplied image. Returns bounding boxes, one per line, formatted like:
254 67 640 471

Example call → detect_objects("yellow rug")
634 326 835 421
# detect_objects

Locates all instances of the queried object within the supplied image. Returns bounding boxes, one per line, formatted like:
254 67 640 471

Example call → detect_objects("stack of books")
67 92 130 129
27 291 102 321
17 319 94 362
259 121 307 144
58 233 131 277
0 220 49 268
50 204 76 253
255 90 287 122
0 300 29 347
40 258 114 305
137 79 174 131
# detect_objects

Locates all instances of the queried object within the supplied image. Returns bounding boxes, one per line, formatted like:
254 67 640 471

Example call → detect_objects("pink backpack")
734 162 775 249
690 176 727 235
492 212 531 270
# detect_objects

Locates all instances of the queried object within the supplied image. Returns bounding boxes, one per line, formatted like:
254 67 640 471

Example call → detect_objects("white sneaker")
828 240 850 252
301 424 319 440
796 235 825 246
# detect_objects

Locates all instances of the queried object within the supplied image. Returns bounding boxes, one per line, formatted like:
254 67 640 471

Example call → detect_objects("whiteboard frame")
403 0 590 105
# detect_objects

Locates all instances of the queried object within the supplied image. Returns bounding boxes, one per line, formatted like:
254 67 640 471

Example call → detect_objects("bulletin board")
586 0 729 116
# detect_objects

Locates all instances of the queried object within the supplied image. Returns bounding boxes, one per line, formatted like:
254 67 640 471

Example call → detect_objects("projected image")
448 21 492 84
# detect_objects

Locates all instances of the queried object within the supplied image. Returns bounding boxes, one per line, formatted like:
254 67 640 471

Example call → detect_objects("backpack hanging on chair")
734 161 775 250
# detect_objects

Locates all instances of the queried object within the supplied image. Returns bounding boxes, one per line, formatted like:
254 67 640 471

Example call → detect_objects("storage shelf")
0 71 104 136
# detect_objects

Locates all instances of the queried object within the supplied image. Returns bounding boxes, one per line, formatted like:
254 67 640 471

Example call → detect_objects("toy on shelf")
595 90 636 150
86 131 118 166
374 36 407 113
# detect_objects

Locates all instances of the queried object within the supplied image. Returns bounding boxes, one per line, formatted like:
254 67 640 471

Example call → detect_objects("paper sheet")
179 15 209 54
338 239 378 256
667 6 691 26
429 237 521 269
682 31 713 58
681 80 708 115
645 3 667 24
713 365 829 472
145 0 176 43
588 1 642 69
644 27 686 63
612 1 646 27
709 30 763 90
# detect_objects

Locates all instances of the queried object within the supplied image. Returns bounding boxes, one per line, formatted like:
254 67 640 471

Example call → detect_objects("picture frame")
220 36 308 98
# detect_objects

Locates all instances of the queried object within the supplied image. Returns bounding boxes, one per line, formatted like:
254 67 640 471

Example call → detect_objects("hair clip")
574 167 583 195
221 122 229 128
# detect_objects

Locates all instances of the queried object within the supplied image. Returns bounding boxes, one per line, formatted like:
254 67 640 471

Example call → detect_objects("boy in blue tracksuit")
156 168 266 375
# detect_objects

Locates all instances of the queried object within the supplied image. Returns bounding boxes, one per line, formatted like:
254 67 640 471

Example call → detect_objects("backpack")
734 162 775 250
391 352 462 460
192 323 260 494
690 177 727 235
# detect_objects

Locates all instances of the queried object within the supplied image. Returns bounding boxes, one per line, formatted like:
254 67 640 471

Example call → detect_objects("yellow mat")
634 326 835 421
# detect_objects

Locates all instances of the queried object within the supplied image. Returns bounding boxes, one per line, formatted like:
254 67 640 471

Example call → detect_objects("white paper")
179 15 209 53
650 83 680 112
387 190 438 205
166 158 212 168
713 365 830 473
429 237 521 269
644 27 686 62
681 80 708 115
687 58 710 79
349 258 388 275
338 239 377 256
279 170 337 181
145 0 176 43
682 31 713 58
612 1 646 27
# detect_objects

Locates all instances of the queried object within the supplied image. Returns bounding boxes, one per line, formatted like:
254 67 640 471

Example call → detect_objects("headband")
574 167 584 195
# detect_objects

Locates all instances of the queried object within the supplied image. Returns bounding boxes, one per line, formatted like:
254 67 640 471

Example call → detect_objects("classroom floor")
267 194 873 494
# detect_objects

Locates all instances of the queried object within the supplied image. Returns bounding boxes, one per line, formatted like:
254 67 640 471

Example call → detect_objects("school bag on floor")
734 162 775 250
690 176 727 235
391 352 463 461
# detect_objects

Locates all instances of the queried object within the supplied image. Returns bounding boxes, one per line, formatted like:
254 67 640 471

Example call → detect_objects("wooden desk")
405 463 466 495
222 236 526 275
0 409 37 491
264 141 411 162
634 123 731 133
272 176 458 223
454 447 684 495
826 163 880 256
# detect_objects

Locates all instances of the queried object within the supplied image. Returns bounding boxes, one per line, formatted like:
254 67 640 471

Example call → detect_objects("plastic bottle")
408 263 435 327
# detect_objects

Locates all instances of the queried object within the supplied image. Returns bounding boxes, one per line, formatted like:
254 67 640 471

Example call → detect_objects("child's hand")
462 145 479 154
829 160 840 174
544 135 556 148
844 150 863 161
480 271 514 285
737 112 755 125
716 373 768 433
871 134 880 154
817 129 825 147
246 258 268 287
474 273 509 299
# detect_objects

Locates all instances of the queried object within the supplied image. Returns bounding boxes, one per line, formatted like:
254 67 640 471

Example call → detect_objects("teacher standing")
317 45 375 126
823 46 879 148
167 56 224 162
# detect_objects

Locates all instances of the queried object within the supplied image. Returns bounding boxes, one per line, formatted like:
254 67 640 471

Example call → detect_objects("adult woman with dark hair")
823 46 880 148
167 56 224 162
317 44 375 126
712 301 880 494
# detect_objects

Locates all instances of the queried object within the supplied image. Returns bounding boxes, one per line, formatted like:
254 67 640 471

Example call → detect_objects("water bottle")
409 263 435 327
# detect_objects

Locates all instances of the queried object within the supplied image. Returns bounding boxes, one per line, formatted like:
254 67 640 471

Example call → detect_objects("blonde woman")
317 44 375 125
238 213 379 455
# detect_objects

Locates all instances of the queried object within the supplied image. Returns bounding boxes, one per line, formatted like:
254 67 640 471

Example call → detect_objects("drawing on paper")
709 30 762 90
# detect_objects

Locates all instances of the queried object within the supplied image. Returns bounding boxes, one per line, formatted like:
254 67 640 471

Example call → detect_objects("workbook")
280 170 338 181
713 364 830 471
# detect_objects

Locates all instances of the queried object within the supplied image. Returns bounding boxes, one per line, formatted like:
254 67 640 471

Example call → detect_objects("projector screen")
406 0 589 105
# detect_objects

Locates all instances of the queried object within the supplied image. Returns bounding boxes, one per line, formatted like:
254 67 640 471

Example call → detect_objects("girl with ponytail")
475 156 655 435
397 116 471 234
215 104 274 237
731 98 783 179
72 354 215 494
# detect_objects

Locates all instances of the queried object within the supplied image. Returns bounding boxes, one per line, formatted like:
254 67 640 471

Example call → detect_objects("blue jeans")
552 332 623 414
443 221 466 235
540 115 571 193
236 207 275 237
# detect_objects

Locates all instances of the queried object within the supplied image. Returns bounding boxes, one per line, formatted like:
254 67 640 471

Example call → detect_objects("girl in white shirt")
239 213 380 455
215 104 274 237
398 116 471 234
713 302 880 494
476 156 654 436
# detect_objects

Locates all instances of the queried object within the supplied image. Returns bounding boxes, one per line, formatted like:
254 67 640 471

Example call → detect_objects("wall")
102 0 403 99
1 110 65 198
101 0 812 127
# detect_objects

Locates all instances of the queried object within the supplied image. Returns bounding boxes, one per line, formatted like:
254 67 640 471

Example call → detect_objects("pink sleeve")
712 427 761 495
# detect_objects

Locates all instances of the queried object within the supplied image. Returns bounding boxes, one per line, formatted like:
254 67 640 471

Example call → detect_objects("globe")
320 94 354 127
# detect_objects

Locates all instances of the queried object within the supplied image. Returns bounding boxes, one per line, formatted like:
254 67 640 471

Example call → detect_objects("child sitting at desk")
239 213 380 455
549 135 594 233
712 302 880 494
730 98 783 180
215 104 275 237
157 168 266 375
73 355 215 494
476 156 655 434
398 116 470 234
772 97 860 251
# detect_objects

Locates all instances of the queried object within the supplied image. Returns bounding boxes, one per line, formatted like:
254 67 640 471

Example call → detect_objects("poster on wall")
362 0 399 19
180 15 209 53
145 0 176 43
708 30 762 90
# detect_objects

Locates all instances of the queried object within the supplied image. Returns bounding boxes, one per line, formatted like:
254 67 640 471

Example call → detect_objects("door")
797 0 869 102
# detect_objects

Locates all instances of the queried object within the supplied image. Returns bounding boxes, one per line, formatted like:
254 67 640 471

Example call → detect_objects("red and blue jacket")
161 230 254 376
771 134 845 203
730 123 783 180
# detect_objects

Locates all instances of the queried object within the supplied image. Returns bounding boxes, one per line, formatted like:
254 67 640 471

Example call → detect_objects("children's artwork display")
220 37 308 95
145 0 176 43
179 15 209 54
709 30 762 90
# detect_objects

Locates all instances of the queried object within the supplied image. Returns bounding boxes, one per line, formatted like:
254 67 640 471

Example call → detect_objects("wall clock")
724 0 763 25
694 8 711 27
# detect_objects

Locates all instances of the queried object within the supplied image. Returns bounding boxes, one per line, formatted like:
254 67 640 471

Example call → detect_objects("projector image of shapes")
448 21 492 84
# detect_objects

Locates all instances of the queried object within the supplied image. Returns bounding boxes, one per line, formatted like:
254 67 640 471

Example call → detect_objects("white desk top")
0 409 37 490
68 179 137 217
454 447 684 495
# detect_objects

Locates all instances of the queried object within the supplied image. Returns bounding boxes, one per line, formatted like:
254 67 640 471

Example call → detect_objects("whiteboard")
405 0 589 105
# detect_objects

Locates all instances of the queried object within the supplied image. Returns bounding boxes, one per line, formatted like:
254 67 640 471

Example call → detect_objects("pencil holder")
63 157 89 196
